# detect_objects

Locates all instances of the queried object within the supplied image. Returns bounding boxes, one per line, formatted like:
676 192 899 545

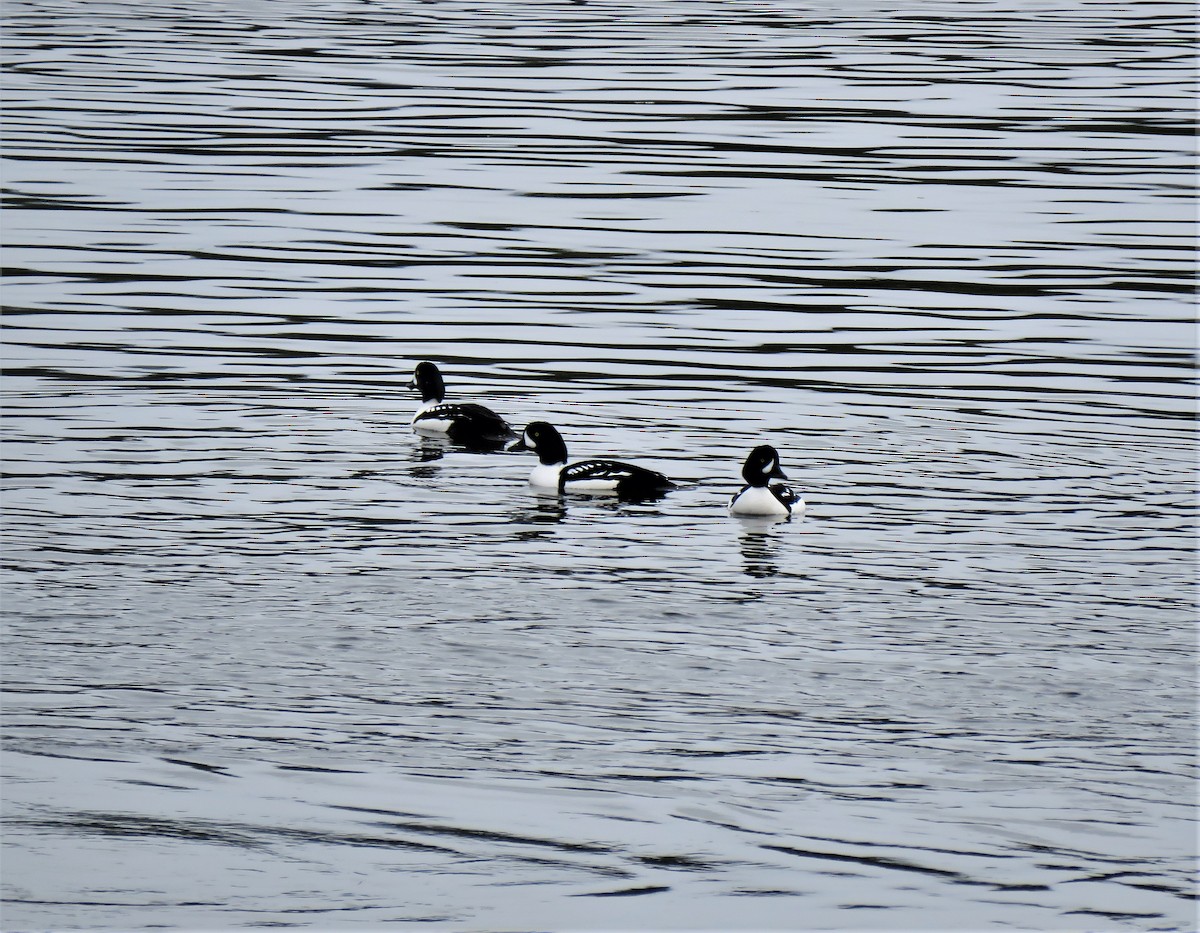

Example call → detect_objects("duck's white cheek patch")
761 459 775 474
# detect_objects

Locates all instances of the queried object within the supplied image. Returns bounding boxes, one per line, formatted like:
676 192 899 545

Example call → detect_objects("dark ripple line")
333 804 615 856
575 884 671 897
2 898 224 908
763 843 972 881
3 812 461 855
1064 908 1168 920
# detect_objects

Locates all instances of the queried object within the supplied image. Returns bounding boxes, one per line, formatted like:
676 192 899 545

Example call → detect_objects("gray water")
1 0 1196 930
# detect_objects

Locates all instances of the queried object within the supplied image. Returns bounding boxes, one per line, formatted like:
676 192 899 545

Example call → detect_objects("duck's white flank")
411 400 455 433
564 476 623 492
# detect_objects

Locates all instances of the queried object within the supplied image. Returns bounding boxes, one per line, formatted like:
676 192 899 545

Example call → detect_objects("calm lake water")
2 0 1195 930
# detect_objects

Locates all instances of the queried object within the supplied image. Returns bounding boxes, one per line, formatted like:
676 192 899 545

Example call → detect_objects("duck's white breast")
412 400 455 433
529 463 564 488
412 415 455 434
729 485 792 517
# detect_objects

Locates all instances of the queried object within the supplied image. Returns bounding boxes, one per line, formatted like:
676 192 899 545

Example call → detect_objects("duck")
509 421 674 499
408 361 516 450
729 445 803 517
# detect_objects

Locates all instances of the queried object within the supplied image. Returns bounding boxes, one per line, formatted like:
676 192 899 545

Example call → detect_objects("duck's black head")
509 421 568 465
408 361 445 403
742 444 787 487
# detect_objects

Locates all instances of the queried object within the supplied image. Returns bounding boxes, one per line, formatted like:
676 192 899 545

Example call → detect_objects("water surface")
2 0 1196 930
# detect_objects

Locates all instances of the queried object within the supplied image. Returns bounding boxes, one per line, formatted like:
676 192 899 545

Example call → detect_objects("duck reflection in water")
511 490 568 540
736 515 790 579
410 432 510 471
407 437 450 480
414 436 449 464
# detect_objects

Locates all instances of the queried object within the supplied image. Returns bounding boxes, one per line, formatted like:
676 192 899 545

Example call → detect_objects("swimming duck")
729 445 803 517
408 361 516 450
509 421 674 499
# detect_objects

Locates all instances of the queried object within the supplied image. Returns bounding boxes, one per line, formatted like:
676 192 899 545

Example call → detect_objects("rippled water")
2 0 1196 929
